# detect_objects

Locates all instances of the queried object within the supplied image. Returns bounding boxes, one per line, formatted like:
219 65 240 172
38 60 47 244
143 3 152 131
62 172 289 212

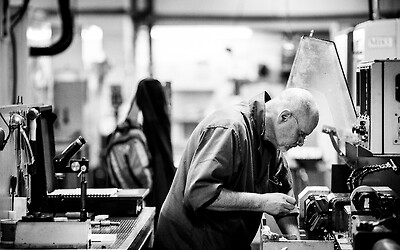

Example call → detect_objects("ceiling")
17 0 400 32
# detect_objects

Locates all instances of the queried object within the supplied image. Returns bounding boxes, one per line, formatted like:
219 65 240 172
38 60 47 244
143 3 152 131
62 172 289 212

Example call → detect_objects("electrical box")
356 59 400 155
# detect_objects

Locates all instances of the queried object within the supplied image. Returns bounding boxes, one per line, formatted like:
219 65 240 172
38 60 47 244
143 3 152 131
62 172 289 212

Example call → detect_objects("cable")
322 126 355 168
2 0 9 38
0 112 11 150
9 0 30 104
30 0 74 56
347 160 399 190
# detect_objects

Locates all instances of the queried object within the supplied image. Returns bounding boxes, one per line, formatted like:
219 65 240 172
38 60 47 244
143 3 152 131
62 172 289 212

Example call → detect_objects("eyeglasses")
292 114 307 144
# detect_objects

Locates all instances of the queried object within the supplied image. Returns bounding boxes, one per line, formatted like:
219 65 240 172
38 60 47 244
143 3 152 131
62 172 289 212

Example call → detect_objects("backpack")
105 119 152 189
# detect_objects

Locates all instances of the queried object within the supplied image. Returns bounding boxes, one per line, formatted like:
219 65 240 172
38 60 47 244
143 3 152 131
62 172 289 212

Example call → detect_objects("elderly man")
154 88 319 250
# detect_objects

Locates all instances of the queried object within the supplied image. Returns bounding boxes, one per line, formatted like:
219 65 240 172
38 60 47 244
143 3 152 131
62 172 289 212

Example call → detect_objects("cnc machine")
261 36 400 250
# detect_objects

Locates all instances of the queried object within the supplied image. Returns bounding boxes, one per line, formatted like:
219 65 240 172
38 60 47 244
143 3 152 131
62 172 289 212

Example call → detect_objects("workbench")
0 207 155 250
91 207 155 249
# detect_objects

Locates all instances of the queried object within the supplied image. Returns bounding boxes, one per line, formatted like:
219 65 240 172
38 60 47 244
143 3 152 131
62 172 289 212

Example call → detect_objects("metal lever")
10 176 17 211
20 127 35 165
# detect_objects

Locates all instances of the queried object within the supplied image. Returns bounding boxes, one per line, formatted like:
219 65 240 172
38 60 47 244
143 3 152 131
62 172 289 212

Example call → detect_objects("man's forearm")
206 188 297 217
275 214 300 239
207 188 263 211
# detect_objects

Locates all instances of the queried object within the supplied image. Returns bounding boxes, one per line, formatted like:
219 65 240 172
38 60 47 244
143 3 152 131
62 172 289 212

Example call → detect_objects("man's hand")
260 193 296 216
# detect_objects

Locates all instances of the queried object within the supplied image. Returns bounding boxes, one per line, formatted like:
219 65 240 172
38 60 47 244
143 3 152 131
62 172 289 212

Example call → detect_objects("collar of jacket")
249 91 271 139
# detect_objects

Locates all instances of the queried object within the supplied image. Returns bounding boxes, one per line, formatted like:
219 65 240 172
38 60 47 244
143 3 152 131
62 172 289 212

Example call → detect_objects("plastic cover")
286 36 357 142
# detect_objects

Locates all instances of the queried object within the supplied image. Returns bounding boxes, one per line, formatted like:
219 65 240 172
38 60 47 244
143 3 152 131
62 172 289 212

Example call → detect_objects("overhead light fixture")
81 25 105 64
27 23 52 46
81 25 103 41
150 25 253 40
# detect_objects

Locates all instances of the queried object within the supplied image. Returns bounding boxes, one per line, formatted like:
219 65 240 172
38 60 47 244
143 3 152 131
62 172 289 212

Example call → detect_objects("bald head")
264 87 319 149
276 88 319 129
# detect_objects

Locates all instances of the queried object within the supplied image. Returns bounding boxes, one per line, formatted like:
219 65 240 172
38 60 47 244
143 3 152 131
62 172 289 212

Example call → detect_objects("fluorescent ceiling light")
27 24 52 44
81 25 105 63
151 25 253 40
81 25 103 41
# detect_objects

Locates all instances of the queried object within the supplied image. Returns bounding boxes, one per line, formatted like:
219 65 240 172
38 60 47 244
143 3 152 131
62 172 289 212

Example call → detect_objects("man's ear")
278 109 291 123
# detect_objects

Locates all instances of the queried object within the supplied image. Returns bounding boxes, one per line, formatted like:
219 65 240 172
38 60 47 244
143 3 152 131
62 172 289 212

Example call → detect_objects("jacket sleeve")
183 126 241 211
